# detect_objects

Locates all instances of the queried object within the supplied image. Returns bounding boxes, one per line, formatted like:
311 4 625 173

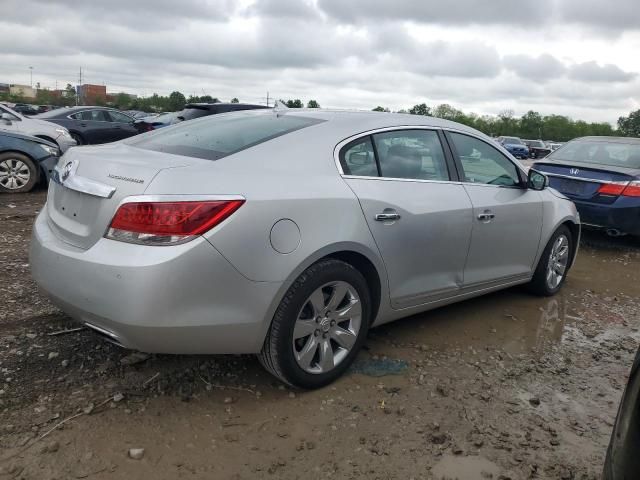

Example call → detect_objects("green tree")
520 111 543 139
372 106 389 112
306 99 320 108
408 103 431 116
285 99 303 108
168 91 186 111
618 110 640 137
115 92 132 109
230 97 239 103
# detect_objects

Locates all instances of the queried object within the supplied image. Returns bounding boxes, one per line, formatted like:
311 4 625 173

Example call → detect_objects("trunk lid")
533 160 640 204
46 143 205 249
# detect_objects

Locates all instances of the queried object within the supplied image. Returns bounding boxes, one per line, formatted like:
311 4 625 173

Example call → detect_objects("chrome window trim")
342 174 463 186
334 125 529 188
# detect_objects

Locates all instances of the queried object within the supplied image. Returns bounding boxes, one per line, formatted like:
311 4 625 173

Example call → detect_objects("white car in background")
0 104 76 152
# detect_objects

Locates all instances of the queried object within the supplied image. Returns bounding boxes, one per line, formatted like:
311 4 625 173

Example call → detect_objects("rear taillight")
106 199 244 245
622 181 640 197
598 180 640 197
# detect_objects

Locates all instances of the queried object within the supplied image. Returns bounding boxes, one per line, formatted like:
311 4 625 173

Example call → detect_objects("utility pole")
77 67 82 106
266 91 270 107
29 66 33 88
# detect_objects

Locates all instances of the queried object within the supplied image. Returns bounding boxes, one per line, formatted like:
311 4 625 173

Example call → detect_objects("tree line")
2 87 639 141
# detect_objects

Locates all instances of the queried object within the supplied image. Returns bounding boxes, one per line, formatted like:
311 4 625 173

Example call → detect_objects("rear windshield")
177 106 212 121
503 137 523 145
549 139 640 169
126 112 325 160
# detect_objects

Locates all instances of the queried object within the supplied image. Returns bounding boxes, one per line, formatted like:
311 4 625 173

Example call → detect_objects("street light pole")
29 66 33 88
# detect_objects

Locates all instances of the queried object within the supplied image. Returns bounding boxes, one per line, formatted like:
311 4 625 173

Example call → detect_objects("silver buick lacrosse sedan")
30 109 580 388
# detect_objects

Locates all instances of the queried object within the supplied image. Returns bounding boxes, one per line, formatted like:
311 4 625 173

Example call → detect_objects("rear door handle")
477 212 496 222
375 212 401 221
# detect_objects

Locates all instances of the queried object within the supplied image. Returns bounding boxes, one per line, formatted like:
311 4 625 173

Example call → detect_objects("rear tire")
528 225 573 296
0 152 39 193
70 132 84 146
259 259 371 389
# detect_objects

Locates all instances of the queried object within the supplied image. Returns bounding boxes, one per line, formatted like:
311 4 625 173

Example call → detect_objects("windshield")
527 140 544 148
503 137 523 145
126 111 325 161
549 139 640 169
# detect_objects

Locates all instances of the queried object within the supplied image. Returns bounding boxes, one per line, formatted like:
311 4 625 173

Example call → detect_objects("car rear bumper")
573 198 640 235
29 209 282 354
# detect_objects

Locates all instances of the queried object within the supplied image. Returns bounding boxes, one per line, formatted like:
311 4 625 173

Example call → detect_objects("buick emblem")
61 160 74 181
569 168 580 175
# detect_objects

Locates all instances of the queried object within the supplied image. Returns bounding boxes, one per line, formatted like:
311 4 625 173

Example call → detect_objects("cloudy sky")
3 0 640 123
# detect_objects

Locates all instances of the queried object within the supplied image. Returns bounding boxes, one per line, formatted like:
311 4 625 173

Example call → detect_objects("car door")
445 131 543 287
106 110 138 141
71 110 113 144
340 128 473 309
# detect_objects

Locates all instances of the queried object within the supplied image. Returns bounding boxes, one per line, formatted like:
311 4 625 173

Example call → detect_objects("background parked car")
0 130 59 193
533 136 640 236
0 103 76 152
523 139 552 159
496 136 530 159
34 106 152 145
603 346 640 479
138 103 270 130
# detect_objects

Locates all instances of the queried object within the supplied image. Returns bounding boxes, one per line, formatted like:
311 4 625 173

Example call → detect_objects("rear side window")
340 137 378 177
373 130 449 181
127 112 325 160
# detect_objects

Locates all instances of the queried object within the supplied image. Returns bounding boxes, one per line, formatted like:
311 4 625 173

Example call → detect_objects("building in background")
77 84 107 104
9 84 36 99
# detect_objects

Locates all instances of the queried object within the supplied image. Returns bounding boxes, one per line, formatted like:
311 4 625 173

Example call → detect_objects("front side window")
449 132 521 187
373 130 449 181
340 137 377 177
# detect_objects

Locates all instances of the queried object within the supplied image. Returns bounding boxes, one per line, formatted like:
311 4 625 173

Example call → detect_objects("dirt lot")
1 190 639 480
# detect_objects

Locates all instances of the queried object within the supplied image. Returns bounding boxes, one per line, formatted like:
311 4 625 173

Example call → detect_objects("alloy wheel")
292 281 362 374
546 234 569 289
0 158 31 190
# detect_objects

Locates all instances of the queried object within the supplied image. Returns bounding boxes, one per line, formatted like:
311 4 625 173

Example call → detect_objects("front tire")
259 259 371 389
528 225 573 296
0 152 39 193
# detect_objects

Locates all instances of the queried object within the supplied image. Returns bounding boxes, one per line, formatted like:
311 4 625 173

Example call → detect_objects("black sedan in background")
523 139 552 159
34 107 151 145
140 102 270 129
0 130 59 193
604 346 640 479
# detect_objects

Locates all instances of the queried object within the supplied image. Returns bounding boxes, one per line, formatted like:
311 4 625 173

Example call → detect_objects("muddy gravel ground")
1 190 639 480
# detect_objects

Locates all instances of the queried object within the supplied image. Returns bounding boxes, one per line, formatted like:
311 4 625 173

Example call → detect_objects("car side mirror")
528 169 548 191
1 113 12 124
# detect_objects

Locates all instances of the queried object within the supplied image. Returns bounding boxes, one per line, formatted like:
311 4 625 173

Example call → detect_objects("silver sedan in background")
30 110 580 389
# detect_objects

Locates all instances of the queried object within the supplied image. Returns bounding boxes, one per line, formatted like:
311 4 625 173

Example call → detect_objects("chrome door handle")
477 213 495 222
375 213 401 221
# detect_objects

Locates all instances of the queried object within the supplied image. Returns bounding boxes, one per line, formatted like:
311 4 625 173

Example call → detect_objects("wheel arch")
256 242 388 350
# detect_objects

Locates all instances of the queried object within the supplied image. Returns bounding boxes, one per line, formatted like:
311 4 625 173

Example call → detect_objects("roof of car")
260 108 485 137
573 136 640 144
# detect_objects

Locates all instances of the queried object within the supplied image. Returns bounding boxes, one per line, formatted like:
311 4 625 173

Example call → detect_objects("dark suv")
142 103 270 130
523 139 552 159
